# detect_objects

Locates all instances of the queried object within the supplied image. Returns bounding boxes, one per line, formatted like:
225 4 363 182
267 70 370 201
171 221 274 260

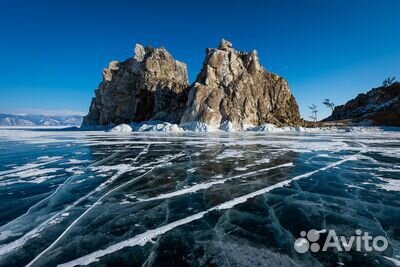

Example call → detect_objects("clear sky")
1 0 399 119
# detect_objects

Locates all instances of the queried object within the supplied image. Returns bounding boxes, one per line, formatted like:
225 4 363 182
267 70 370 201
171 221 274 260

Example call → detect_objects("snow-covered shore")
105 121 400 134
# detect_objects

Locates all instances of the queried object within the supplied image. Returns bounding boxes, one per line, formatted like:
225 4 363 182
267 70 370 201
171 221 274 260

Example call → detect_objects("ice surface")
384 256 400 266
137 163 294 203
216 149 243 160
56 156 355 266
0 126 399 267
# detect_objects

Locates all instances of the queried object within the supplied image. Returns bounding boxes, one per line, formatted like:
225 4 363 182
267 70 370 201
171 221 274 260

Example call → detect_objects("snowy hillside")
0 114 83 126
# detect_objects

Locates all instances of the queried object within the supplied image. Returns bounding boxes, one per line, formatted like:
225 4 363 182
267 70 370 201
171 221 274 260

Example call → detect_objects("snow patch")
375 176 400 192
180 121 218 132
216 150 243 160
134 122 183 132
2 168 61 179
247 123 286 132
254 158 270 164
66 159 91 164
110 124 132 133
219 121 236 132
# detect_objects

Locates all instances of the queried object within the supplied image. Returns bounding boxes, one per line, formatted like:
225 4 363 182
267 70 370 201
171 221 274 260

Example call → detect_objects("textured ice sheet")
0 127 399 267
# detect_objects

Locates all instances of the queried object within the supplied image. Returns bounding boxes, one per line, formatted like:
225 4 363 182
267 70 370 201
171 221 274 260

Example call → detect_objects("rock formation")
324 82 400 126
82 44 189 126
180 39 301 129
82 39 302 129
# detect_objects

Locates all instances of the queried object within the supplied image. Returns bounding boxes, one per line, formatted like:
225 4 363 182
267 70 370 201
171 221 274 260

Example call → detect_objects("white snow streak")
26 152 185 266
138 163 293 202
0 146 152 256
58 155 356 267
0 157 61 177
384 256 400 266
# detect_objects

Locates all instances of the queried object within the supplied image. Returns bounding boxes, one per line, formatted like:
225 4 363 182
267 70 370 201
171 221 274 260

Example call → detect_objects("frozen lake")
0 127 399 266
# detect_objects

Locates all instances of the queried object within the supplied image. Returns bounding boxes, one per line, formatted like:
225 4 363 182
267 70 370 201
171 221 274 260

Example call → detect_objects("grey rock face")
82 45 189 126
181 40 301 129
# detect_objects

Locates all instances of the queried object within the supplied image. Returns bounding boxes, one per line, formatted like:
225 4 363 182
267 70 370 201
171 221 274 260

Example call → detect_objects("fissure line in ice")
138 162 294 202
26 151 186 267
0 145 152 256
57 154 358 267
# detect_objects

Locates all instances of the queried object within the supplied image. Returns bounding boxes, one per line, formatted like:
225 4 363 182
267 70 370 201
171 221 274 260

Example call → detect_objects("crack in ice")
0 145 153 256
138 162 294 203
26 151 185 266
57 154 357 267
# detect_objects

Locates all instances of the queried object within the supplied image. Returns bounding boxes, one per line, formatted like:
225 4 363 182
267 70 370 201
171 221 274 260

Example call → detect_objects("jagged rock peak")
200 39 262 87
82 44 189 126
102 61 120 81
101 44 188 84
218 39 233 50
181 40 301 129
134 44 145 62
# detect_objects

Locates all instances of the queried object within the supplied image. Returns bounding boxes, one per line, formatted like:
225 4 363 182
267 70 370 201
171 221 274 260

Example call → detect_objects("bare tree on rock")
308 104 318 122
382 77 396 87
323 99 335 112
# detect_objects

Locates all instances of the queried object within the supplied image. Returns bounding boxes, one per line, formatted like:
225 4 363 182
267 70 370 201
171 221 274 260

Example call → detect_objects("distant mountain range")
0 114 83 126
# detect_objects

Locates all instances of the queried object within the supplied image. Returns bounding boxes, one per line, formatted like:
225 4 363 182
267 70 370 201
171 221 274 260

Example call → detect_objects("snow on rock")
295 126 306 132
100 121 399 134
344 127 382 133
135 122 184 132
110 124 132 133
247 123 290 132
219 121 235 132
180 122 218 132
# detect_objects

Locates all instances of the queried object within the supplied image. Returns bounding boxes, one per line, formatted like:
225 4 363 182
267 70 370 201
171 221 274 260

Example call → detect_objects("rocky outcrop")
82 40 302 129
324 82 400 126
82 44 189 126
180 40 301 129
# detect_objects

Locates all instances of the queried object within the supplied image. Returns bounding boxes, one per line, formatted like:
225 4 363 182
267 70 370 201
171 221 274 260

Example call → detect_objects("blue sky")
0 0 399 119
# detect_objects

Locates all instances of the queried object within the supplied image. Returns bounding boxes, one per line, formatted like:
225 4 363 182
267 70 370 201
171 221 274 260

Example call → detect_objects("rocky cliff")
82 40 302 129
82 44 189 126
324 82 400 126
181 40 301 129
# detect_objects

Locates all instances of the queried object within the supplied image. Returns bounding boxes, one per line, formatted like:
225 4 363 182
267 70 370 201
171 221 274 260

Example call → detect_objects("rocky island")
82 40 302 130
